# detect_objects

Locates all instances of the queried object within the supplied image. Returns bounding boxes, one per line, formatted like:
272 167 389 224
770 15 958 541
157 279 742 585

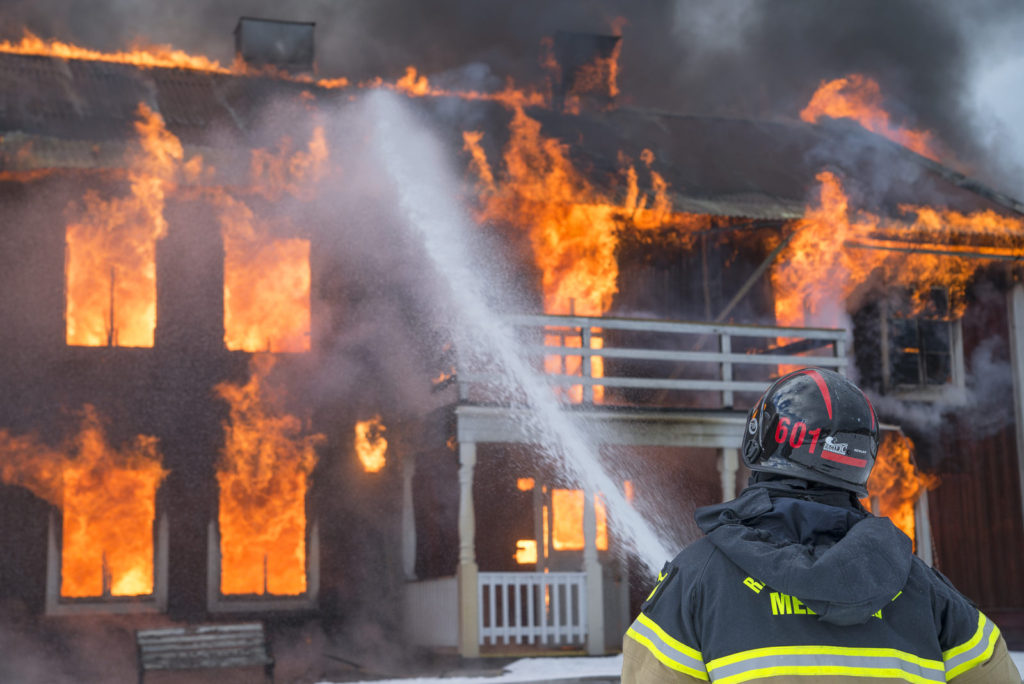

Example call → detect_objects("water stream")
366 90 674 573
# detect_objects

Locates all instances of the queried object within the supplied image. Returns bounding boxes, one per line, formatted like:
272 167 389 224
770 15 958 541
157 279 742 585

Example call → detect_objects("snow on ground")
317 655 623 684
320 652 1024 684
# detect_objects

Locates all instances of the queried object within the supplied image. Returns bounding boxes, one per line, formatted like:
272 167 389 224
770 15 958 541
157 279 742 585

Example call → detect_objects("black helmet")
742 368 879 496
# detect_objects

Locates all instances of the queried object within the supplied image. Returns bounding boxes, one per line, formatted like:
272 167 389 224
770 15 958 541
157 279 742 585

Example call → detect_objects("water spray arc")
366 90 673 574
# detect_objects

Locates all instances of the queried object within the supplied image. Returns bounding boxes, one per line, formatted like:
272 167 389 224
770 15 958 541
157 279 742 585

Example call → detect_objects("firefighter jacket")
622 479 1021 683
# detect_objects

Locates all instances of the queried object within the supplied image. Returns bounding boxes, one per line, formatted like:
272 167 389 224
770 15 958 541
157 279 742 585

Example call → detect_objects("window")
46 511 168 615
881 287 965 401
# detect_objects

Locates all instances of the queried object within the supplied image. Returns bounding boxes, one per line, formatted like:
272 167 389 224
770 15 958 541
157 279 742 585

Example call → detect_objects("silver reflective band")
944 615 997 677
627 615 707 676
707 650 945 683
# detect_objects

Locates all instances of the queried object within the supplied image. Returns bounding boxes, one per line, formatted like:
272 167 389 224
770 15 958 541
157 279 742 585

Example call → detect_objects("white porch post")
718 448 739 502
1008 283 1024 528
401 453 417 580
583 489 605 655
457 441 480 657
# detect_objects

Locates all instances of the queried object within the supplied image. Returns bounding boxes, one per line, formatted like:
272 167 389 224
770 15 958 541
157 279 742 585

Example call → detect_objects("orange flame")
864 432 936 546
61 409 167 597
219 195 312 353
514 539 538 565
464 113 711 402
220 128 325 353
65 103 182 347
0 30 357 90
550 489 608 551
216 355 323 595
562 36 622 115
354 416 388 473
0 408 166 598
0 30 231 73
800 74 939 161
773 171 1024 332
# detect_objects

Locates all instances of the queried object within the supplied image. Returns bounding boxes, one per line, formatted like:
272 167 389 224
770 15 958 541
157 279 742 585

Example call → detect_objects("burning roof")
0 43 1020 228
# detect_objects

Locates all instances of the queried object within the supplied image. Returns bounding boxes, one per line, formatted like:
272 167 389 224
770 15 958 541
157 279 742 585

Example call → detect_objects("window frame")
879 296 966 402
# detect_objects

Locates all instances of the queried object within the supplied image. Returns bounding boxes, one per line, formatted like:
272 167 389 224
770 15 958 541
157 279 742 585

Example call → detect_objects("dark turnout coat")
622 480 1021 683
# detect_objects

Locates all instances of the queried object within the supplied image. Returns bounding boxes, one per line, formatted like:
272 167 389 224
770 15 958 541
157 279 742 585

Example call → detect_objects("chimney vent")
234 17 315 74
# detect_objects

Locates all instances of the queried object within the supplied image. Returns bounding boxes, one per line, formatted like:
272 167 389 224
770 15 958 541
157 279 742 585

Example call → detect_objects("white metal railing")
456 314 847 407
478 572 586 646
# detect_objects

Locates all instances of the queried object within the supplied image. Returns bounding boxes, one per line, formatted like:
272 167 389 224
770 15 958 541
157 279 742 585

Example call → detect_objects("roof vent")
234 17 315 74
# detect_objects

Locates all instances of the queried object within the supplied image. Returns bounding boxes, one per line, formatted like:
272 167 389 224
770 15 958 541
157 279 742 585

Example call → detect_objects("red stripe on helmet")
821 451 868 468
798 369 832 420
860 390 876 430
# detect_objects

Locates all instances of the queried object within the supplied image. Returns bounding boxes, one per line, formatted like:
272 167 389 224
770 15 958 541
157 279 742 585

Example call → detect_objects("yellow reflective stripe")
625 627 709 680
943 613 1000 680
636 612 703 661
712 665 940 684
943 612 986 661
708 644 944 671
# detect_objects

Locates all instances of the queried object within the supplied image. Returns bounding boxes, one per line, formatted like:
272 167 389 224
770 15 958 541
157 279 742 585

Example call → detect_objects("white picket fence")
478 572 586 646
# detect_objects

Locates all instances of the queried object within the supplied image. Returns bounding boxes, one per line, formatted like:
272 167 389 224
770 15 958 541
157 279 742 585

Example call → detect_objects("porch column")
401 453 417 580
1008 283 1024 528
583 489 605 655
457 440 480 657
718 448 739 502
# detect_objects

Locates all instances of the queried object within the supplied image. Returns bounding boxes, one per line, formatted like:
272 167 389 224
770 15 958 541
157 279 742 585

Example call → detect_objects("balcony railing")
455 314 848 409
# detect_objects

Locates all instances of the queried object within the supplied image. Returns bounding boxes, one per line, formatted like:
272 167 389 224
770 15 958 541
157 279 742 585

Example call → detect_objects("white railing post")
477 572 588 648
457 441 479 656
582 325 593 404
721 332 733 408
583 491 604 654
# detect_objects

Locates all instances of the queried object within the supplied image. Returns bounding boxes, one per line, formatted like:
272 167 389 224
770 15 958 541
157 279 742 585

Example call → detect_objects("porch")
403 314 848 657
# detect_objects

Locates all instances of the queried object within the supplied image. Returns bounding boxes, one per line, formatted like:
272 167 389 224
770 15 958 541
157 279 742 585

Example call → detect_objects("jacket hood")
695 480 913 626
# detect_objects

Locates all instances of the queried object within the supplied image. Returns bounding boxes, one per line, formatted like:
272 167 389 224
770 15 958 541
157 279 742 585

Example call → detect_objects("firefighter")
622 367 1021 683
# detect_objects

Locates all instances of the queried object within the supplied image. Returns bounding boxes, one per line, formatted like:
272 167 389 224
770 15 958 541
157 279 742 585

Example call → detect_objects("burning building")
0 15 1022 680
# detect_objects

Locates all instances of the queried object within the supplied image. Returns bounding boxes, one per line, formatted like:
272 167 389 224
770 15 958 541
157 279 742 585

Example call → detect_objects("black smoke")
2 0 1023 190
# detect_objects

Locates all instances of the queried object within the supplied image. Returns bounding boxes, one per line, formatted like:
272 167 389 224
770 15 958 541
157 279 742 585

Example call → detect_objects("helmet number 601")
774 417 821 454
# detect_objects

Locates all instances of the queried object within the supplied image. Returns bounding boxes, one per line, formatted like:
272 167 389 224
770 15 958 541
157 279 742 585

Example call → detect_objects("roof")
0 50 1020 224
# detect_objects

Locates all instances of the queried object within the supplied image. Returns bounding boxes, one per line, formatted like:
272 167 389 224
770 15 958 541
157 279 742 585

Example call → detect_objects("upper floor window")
881 287 964 401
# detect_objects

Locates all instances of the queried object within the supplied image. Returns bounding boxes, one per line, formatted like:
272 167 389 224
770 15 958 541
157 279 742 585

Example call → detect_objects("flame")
65 103 181 347
219 195 312 353
864 432 937 547
800 74 940 161
561 36 622 115
220 128 325 353
216 355 322 595
465 113 711 402
354 417 388 473
514 539 538 565
0 408 166 598
367 66 548 109
0 30 356 90
550 489 608 551
248 127 329 201
773 171 1024 333
0 30 231 73
517 477 535 491
61 409 167 597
